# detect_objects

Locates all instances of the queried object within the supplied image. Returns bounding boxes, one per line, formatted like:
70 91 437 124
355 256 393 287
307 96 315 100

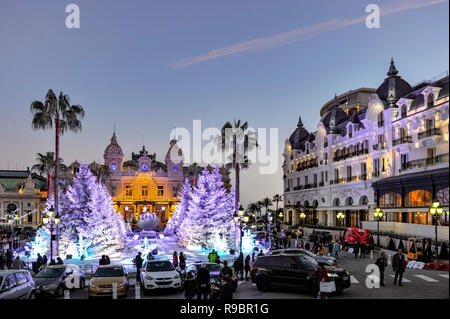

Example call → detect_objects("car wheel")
256 276 270 292
79 278 85 289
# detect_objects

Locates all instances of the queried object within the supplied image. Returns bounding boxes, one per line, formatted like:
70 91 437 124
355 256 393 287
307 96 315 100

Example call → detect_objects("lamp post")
234 205 248 253
42 206 61 262
278 210 284 226
299 212 306 226
429 200 443 256
374 208 384 247
336 211 345 240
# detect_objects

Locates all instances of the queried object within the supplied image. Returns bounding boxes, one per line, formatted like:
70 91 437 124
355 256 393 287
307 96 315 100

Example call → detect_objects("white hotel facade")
283 60 449 239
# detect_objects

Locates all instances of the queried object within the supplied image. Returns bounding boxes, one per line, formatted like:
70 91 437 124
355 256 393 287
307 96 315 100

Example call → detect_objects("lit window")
157 186 164 197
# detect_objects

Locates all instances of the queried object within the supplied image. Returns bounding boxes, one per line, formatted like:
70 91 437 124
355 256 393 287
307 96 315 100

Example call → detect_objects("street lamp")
374 208 384 247
42 206 61 262
278 211 283 225
336 211 345 239
299 212 306 226
234 207 248 253
429 200 443 256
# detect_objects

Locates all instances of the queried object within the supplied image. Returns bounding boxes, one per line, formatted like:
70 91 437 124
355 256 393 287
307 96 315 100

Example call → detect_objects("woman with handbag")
315 266 330 299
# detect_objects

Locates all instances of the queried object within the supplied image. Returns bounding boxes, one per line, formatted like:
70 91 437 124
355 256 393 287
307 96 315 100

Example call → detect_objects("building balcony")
357 148 369 156
393 136 412 146
373 143 386 150
418 128 441 140
401 153 449 171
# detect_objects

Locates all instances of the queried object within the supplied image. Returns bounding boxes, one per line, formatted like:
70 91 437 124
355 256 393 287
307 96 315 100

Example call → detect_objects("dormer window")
401 105 407 118
348 125 353 138
427 93 434 108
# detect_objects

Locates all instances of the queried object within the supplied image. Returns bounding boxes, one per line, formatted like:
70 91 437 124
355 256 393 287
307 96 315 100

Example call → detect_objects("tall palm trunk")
234 135 240 252
54 119 60 256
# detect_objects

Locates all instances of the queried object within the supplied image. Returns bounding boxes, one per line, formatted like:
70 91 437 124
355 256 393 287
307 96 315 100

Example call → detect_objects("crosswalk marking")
414 274 439 282
350 275 359 284
438 274 449 279
389 275 411 283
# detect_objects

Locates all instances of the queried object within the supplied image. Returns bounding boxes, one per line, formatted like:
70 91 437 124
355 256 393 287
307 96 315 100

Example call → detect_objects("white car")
139 260 181 294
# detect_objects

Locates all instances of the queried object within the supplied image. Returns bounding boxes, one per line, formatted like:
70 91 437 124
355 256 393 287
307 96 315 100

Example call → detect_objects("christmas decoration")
164 179 192 235
25 227 49 259
138 212 159 231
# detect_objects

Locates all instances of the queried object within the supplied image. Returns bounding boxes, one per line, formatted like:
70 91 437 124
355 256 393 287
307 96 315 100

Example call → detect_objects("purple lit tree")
164 179 192 235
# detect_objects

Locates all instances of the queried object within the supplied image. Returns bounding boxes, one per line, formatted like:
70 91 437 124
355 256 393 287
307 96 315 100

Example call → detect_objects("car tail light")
250 267 255 271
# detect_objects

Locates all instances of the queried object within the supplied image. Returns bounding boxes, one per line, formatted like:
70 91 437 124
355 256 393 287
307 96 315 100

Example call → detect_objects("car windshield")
294 255 318 268
302 250 316 257
36 267 65 278
146 262 174 272
94 267 124 277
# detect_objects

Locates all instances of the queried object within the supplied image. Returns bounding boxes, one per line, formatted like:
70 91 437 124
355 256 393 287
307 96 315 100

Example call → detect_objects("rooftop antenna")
113 122 116 134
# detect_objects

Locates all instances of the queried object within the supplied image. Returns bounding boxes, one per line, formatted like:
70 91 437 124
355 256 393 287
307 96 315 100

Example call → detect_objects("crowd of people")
0 248 25 270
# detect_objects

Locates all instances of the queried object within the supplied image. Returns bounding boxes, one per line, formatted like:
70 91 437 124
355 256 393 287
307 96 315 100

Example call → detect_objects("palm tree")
31 152 64 191
272 194 283 222
256 200 264 221
247 202 259 223
30 89 85 222
262 197 273 220
218 119 257 251
89 163 110 184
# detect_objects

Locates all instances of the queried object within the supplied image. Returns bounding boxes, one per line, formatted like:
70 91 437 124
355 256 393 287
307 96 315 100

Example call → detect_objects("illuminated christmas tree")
164 178 192 235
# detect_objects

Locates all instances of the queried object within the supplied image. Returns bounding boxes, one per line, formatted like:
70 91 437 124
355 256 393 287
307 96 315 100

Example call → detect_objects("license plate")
159 285 170 288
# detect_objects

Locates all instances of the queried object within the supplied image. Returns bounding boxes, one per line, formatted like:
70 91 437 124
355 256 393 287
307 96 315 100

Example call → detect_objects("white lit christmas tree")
165 178 192 235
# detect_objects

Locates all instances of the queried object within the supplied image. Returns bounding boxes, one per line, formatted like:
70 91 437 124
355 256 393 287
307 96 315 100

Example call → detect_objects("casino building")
283 59 449 238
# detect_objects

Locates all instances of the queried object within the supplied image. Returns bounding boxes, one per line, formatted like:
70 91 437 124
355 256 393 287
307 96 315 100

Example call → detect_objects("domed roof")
104 132 124 158
289 116 310 150
376 58 413 108
321 95 349 134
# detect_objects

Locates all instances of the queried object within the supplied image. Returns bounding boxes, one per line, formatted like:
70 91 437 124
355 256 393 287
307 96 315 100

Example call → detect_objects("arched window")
333 198 340 207
379 193 402 207
406 190 432 207
401 105 407 118
348 125 353 138
359 196 369 206
427 93 434 108
345 197 354 206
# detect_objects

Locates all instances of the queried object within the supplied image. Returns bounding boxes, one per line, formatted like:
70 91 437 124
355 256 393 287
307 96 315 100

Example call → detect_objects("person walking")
251 252 256 263
105 255 111 265
354 243 360 259
135 252 143 283
179 252 186 278
233 253 244 281
173 251 179 268
314 266 329 299
244 255 251 281
12 256 23 269
0 250 5 270
328 241 334 256
196 263 210 299
220 260 233 281
332 241 340 260
42 254 48 266
375 252 387 286
215 254 221 265
361 243 367 259
392 248 406 286
56 257 64 265
179 271 198 299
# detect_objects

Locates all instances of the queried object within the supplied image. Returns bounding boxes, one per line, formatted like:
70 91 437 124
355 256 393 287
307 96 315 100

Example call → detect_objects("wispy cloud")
169 0 447 69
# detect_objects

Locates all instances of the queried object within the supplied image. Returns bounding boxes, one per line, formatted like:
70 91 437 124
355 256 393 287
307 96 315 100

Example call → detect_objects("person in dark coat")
354 243 360 259
360 243 367 258
105 255 111 265
392 249 406 286
135 252 143 283
99 255 107 265
375 251 387 286
244 255 251 281
173 251 179 268
179 271 198 299
6 249 13 269
220 260 233 281
233 253 244 281
42 255 48 266
56 257 64 265
218 276 233 300
196 263 210 299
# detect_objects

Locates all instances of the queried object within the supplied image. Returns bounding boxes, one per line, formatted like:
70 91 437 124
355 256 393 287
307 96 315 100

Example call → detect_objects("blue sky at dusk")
0 0 448 206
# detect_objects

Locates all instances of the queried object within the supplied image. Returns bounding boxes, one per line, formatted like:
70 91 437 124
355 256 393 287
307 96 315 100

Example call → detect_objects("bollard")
388 254 392 266
135 284 141 299
112 283 118 299
64 290 70 299
370 250 374 260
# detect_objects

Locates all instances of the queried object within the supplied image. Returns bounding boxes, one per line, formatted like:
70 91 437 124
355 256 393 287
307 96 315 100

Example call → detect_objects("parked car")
251 254 350 294
34 264 85 297
89 265 129 298
271 248 338 266
186 262 222 285
0 270 35 299
140 259 182 294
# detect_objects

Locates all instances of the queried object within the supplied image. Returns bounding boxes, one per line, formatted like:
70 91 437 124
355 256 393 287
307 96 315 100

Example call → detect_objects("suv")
271 248 338 266
139 260 182 294
34 264 85 297
251 254 350 294
0 270 35 299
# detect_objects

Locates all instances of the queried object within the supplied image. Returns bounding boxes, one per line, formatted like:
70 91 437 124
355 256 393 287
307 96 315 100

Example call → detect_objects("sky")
0 0 448 207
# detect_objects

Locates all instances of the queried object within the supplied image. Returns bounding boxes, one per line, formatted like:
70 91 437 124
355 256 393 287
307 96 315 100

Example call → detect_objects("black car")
250 254 350 294
271 248 338 266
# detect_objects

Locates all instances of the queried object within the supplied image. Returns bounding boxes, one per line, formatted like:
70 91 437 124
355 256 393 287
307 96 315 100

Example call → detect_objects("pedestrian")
12 256 23 269
220 260 233 281
375 252 387 286
328 242 334 256
105 255 111 264
208 249 218 263
354 243 359 259
99 255 107 265
147 252 155 261
49 259 56 266
233 252 244 281
179 271 198 299
392 248 406 286
135 252 143 283
6 249 13 269
42 254 48 266
0 250 4 270
361 243 367 258
218 276 233 300
299 240 304 249
332 240 340 260
315 266 329 299
173 251 179 268
244 255 251 281
179 252 186 277
305 242 310 251
215 254 221 265
319 244 325 256
56 257 64 265
196 263 210 300
251 252 256 263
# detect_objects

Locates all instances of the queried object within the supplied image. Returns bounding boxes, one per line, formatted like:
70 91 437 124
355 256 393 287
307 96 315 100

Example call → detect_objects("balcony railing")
393 136 412 146
401 153 449 171
373 143 385 150
418 128 441 140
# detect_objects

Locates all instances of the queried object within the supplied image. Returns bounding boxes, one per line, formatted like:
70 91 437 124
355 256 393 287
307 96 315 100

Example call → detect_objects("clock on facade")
141 163 149 171
173 165 178 171
110 163 117 171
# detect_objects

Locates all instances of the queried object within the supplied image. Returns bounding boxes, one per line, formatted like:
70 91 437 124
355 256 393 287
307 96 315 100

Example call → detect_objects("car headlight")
174 274 180 279
327 273 339 278
43 284 57 289
118 281 127 287
89 282 96 288
145 275 154 280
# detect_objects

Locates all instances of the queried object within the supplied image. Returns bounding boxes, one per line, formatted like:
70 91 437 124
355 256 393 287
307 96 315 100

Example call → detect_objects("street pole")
434 215 438 256
268 211 271 250
239 223 243 253
377 219 380 247
50 223 54 261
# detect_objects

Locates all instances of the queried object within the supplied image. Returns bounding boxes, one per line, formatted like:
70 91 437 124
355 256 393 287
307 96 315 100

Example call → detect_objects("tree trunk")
54 119 60 257
234 135 240 253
